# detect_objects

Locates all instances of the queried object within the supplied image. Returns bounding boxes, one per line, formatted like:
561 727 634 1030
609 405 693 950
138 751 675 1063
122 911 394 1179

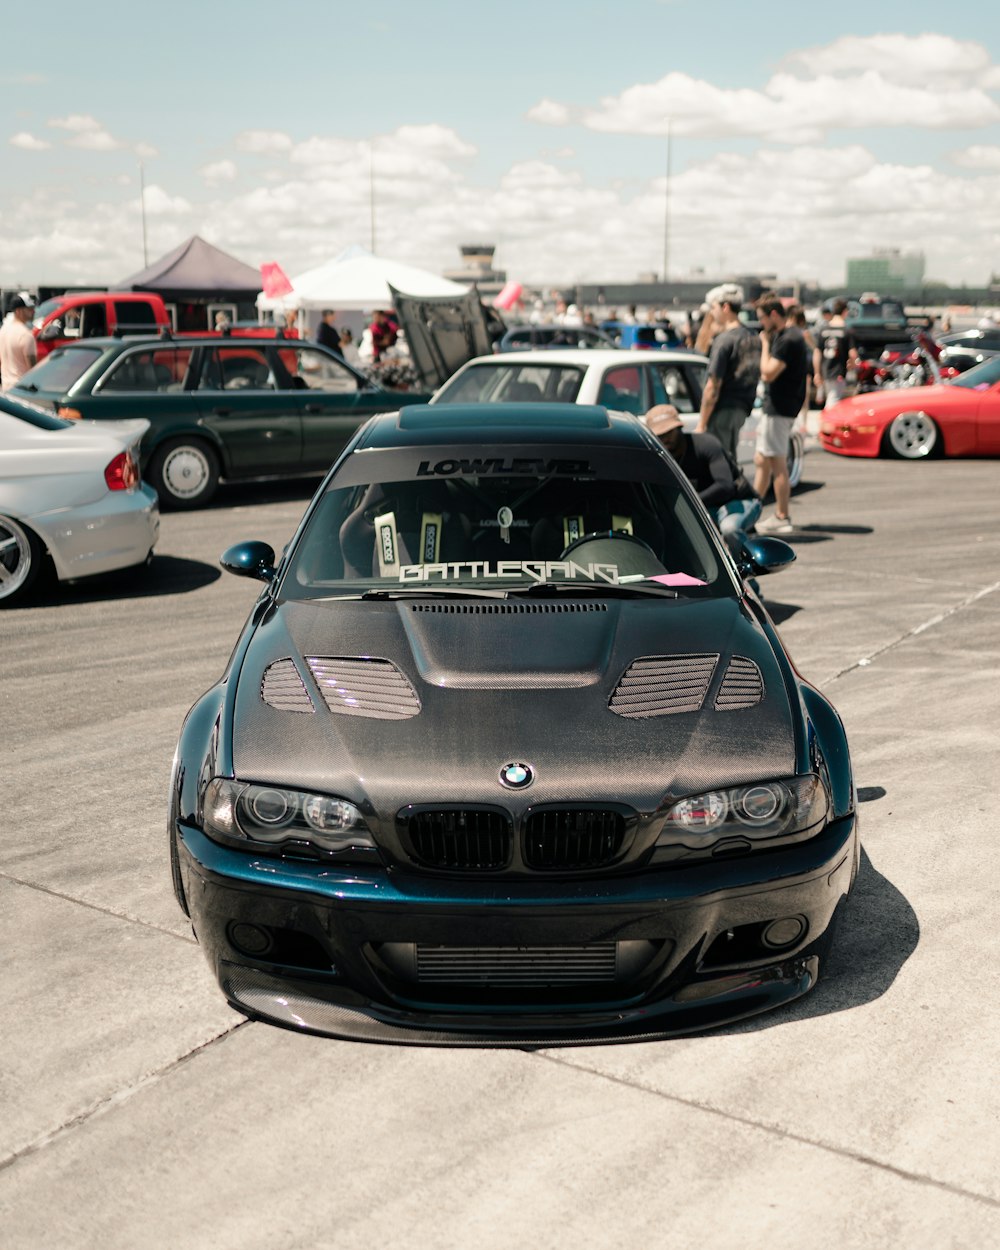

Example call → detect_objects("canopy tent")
116 235 262 299
256 246 469 312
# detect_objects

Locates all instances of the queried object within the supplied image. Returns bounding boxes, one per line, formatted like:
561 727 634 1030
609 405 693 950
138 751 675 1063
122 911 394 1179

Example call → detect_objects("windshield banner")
398 561 620 583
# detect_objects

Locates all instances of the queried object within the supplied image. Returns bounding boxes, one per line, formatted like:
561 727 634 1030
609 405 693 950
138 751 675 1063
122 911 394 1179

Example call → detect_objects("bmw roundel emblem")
499 761 533 789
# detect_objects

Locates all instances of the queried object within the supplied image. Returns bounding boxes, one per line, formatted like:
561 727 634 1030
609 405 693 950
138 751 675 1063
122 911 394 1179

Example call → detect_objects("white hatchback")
431 348 804 486
0 393 159 605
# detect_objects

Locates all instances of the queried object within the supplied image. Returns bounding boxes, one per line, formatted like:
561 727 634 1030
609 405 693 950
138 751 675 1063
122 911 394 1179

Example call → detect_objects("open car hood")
390 285 502 390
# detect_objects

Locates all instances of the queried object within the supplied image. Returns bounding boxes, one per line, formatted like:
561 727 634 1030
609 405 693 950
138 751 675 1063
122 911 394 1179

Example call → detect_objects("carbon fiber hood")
231 596 799 820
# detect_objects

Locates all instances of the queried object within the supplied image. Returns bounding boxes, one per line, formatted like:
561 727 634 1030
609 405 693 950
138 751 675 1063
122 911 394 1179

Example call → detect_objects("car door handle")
303 403 323 413
211 406 232 416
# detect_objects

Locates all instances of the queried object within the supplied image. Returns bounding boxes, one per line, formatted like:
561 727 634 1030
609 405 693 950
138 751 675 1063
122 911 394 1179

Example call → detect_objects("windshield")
281 447 726 600
15 345 103 395
32 297 67 327
435 363 585 405
949 355 1000 389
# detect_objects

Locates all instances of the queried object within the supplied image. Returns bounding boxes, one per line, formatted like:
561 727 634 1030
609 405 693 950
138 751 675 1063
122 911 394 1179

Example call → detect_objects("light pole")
139 160 149 267
662 118 672 285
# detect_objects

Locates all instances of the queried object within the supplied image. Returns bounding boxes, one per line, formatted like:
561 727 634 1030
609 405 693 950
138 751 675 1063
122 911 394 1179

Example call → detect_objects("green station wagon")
14 336 431 508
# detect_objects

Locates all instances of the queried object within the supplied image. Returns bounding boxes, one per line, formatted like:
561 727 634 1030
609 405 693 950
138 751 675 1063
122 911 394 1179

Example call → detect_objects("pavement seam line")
828 578 1000 683
539 1053 1000 1211
0 869 196 945
0 1021 250 1175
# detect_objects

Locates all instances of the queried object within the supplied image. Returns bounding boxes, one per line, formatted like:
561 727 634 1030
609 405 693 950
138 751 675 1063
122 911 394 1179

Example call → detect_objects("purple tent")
116 235 261 300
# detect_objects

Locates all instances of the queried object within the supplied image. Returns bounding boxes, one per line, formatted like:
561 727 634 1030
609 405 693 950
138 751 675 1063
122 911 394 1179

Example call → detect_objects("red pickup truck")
30 291 292 359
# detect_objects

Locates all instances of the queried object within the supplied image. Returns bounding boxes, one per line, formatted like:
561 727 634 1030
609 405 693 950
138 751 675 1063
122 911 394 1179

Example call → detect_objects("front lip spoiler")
220 956 820 1048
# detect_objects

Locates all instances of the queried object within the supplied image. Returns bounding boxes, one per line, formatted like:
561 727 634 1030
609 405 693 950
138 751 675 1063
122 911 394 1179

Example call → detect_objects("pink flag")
493 281 523 311
260 262 294 298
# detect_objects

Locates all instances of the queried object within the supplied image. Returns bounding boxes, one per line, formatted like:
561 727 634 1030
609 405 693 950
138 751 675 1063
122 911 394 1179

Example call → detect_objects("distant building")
846 249 925 294
442 244 507 298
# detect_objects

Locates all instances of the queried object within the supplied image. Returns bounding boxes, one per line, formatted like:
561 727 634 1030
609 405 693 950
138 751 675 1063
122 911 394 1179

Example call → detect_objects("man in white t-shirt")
0 292 37 391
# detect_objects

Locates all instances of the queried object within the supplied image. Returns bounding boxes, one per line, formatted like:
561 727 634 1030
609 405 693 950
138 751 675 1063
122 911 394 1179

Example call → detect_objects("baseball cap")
705 282 744 307
8 291 35 311
643 405 684 437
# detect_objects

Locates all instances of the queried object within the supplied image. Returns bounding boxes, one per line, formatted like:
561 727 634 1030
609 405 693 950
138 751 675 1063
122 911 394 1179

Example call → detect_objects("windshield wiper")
505 580 680 600
16 382 38 392
359 586 511 600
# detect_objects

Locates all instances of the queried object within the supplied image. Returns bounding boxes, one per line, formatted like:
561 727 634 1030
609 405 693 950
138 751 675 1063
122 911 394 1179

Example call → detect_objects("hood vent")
409 602 608 615
715 657 765 710
306 657 421 720
609 654 718 718
261 659 315 714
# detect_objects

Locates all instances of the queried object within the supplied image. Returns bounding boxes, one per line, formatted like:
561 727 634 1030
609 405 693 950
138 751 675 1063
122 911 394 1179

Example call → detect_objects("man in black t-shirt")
813 297 857 408
316 309 343 358
754 292 809 533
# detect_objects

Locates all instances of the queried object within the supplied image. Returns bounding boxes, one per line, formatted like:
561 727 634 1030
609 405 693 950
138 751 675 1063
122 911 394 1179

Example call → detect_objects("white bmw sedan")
0 393 159 605
431 348 805 486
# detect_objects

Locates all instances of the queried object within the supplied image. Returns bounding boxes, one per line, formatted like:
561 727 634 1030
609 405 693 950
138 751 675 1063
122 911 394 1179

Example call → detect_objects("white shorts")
756 414 795 458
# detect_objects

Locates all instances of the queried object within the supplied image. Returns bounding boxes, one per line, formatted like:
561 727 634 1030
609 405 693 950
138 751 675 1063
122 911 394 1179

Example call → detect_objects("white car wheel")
150 439 221 509
0 515 42 604
886 411 938 459
788 429 805 488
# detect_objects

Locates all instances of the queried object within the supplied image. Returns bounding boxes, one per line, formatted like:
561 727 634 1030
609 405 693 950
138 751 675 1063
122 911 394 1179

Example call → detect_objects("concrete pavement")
2 447 998 1249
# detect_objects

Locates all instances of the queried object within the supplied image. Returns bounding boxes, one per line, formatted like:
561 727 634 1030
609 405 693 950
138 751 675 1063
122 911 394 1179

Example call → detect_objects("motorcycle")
854 330 959 392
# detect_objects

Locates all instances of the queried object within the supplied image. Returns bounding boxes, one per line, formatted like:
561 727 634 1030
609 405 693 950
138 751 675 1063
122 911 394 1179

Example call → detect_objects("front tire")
885 411 939 460
0 515 43 605
148 438 221 509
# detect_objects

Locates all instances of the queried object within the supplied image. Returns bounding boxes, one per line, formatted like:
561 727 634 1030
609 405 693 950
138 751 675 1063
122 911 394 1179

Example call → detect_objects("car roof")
450 347 707 368
51 335 298 352
357 403 651 450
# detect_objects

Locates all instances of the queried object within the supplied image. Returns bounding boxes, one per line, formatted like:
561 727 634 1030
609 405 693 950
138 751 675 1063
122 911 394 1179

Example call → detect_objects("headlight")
657 775 828 849
202 778 375 854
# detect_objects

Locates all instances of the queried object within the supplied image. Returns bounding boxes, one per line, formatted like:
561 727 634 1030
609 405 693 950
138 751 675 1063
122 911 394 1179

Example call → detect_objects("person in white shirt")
0 292 37 391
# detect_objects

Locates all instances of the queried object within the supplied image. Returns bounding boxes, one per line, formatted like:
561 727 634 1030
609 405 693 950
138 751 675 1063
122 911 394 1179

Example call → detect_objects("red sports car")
820 356 1000 459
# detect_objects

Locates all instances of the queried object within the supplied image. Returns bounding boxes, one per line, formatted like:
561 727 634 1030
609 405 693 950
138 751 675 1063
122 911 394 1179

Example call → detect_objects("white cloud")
135 142 158 160
784 34 996 88
201 159 238 185
530 34 1000 143
71 128 121 151
950 145 1000 171
9 132 50 151
48 113 103 133
236 129 293 155
525 99 571 126
141 185 193 216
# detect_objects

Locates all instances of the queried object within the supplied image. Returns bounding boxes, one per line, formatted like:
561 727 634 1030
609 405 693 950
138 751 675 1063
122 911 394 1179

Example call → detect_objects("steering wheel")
559 530 658 560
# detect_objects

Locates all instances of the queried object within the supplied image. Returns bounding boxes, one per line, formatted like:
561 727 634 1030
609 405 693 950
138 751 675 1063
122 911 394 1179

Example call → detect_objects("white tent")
256 246 469 312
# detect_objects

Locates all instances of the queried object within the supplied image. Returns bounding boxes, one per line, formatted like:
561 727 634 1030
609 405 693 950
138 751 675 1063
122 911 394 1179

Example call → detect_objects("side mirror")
39 321 62 341
220 541 276 582
734 535 796 578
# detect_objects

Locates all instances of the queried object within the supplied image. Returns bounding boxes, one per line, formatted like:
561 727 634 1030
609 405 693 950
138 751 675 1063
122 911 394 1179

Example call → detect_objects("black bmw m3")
170 403 857 1044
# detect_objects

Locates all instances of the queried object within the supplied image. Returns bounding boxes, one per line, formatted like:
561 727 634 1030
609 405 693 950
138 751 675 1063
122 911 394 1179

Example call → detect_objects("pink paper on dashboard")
650 573 707 587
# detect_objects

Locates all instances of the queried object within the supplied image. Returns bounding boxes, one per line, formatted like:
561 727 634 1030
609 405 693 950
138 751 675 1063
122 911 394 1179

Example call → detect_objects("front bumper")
177 813 856 1045
31 483 159 581
819 421 882 457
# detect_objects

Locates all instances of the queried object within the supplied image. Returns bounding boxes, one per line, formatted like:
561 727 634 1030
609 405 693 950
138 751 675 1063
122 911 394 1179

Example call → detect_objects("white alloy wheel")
0 515 42 604
150 439 221 509
887 411 938 459
788 429 805 488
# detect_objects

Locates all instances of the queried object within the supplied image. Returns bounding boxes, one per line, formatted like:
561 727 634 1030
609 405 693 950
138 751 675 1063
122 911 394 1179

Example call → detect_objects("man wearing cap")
645 404 761 538
0 293 37 391
695 283 760 462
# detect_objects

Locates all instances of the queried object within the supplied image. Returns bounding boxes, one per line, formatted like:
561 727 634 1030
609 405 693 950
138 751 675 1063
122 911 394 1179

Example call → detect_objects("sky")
3 0 1000 293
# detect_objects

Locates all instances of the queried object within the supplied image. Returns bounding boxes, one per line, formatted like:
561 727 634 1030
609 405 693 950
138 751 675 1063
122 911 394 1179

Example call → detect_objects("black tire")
0 514 44 605
148 438 221 509
883 411 939 460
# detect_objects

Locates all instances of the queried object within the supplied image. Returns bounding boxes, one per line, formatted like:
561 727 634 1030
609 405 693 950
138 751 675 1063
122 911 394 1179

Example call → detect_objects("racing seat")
339 482 470 579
